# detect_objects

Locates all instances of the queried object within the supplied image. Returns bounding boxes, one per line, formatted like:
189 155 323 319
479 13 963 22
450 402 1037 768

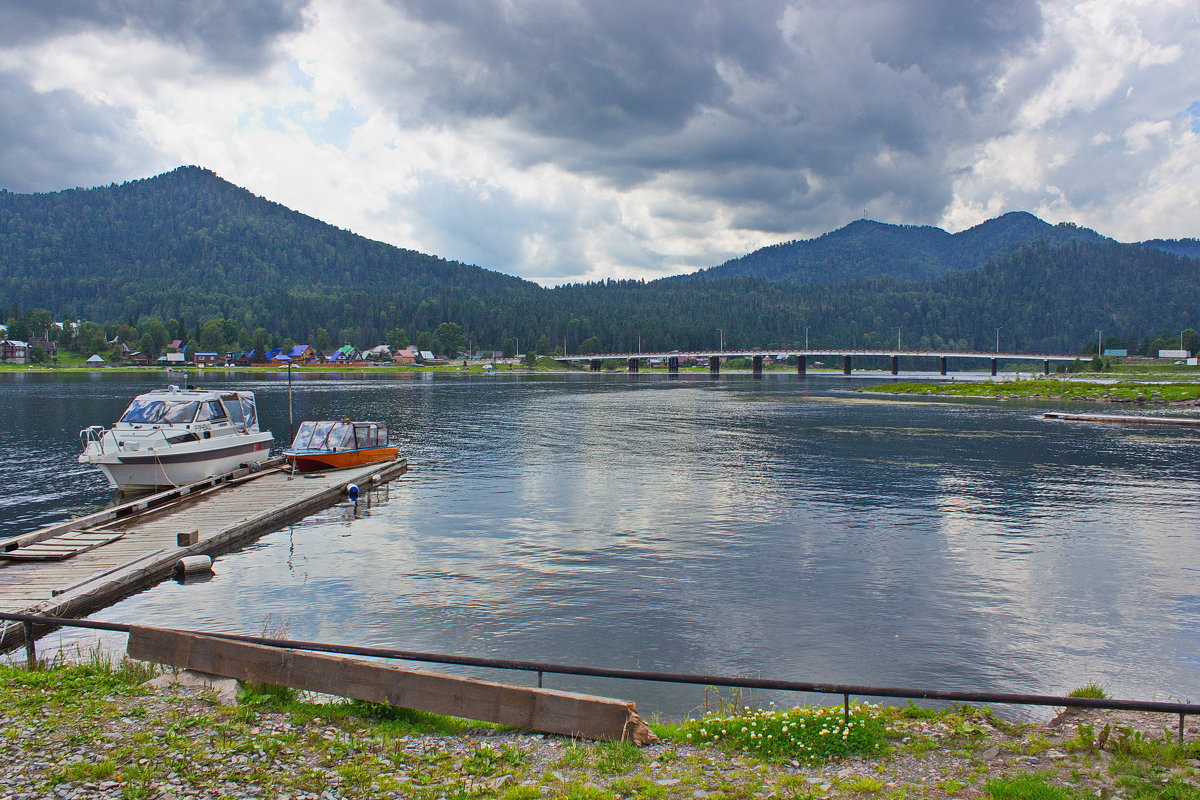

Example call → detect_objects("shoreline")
1 659 1195 800
859 378 1200 406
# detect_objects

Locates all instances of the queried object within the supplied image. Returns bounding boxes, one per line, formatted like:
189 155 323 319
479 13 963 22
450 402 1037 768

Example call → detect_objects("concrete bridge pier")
668 357 679 374
990 358 997 376
796 355 806 376
1043 359 1050 376
627 358 639 372
590 359 602 372
891 354 899 375
939 356 948 376
752 355 764 376
709 356 720 374
842 355 852 375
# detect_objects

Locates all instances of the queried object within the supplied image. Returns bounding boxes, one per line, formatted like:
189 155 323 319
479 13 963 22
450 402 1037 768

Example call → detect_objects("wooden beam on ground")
127 627 657 745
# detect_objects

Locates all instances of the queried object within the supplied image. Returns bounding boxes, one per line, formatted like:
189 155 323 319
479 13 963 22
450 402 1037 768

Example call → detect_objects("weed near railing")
670 702 893 763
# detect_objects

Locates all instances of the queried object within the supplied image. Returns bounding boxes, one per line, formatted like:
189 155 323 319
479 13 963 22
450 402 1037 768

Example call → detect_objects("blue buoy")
346 483 360 501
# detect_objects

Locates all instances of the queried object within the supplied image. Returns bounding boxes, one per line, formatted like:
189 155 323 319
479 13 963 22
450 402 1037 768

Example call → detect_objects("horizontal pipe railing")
4 612 1198 724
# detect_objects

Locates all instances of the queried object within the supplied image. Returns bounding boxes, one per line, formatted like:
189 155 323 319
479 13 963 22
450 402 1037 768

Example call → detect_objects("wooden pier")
0 458 407 649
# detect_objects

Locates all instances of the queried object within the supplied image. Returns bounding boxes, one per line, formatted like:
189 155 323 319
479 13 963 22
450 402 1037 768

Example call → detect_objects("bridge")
554 348 1089 376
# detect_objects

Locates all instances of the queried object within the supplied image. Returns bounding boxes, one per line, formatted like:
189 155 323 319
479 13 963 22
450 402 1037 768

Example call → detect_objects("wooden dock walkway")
0 458 407 649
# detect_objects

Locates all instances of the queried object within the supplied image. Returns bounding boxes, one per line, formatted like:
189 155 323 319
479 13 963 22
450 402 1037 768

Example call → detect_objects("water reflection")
2 372 1199 716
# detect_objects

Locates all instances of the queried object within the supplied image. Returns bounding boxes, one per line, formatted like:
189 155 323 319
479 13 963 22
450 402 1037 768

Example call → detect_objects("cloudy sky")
1 0 1197 285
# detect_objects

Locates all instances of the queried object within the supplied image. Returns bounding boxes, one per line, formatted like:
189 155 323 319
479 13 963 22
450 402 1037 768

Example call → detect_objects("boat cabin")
289 420 389 452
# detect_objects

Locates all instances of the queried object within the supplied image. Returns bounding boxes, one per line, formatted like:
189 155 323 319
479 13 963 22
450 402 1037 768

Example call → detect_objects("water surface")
2 370 1198 717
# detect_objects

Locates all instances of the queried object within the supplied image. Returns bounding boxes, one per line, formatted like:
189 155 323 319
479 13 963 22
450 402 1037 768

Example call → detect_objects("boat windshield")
119 398 199 425
290 421 354 450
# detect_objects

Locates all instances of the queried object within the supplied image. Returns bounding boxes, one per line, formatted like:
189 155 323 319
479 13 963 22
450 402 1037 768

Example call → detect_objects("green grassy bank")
2 658 1197 799
862 379 1200 404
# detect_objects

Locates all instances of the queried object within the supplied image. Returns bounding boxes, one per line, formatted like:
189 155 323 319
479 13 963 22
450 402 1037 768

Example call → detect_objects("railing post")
23 621 37 669
843 693 850 724
1180 713 1186 741
537 670 543 688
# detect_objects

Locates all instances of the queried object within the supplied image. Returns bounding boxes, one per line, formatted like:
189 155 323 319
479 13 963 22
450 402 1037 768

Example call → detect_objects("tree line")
3 168 1200 360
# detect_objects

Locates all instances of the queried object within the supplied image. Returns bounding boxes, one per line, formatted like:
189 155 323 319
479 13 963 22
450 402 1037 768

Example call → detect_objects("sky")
1 0 1198 286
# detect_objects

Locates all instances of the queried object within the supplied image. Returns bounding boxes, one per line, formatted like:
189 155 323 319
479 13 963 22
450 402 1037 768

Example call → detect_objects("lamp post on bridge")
995 327 1002 354
1096 329 1103 357
804 327 810 350
897 327 901 350
717 329 724 351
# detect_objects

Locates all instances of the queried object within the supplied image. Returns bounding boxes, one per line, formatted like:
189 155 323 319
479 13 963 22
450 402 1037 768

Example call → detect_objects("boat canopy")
118 391 258 429
290 420 389 450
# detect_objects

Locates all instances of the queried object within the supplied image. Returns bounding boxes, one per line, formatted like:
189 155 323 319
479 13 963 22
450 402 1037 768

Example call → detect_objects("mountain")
540 238 1200 355
1141 239 1200 259
684 211 1107 285
0 166 1197 356
0 166 539 344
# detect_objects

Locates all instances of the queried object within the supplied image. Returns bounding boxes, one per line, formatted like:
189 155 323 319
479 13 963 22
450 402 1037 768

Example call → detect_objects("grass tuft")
985 773 1082 800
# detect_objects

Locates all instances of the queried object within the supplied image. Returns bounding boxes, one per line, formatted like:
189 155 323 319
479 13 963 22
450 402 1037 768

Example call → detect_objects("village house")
28 336 57 358
0 340 31 364
284 344 319 364
361 344 391 361
193 352 222 367
327 344 362 364
226 352 255 366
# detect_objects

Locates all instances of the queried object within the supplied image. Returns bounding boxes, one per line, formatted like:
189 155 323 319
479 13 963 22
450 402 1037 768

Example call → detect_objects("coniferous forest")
1 166 1198 358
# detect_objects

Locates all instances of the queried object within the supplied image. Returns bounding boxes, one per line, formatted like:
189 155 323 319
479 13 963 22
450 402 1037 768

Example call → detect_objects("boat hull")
88 435 274 492
283 446 399 473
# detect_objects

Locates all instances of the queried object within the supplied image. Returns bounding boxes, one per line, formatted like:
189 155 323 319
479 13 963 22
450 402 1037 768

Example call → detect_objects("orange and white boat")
283 420 398 473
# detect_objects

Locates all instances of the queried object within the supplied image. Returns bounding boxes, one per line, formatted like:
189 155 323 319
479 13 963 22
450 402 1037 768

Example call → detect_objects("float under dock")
1043 412 1200 426
0 458 407 649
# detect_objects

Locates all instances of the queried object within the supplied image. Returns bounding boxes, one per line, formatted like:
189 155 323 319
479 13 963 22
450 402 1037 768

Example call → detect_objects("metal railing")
3 611 1196 737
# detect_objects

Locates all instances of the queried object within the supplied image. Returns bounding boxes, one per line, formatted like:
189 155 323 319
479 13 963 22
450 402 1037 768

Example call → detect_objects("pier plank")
0 531 125 562
0 459 407 648
127 627 657 744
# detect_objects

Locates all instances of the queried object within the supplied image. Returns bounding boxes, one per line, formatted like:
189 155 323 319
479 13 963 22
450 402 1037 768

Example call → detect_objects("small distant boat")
283 420 398 473
79 387 274 492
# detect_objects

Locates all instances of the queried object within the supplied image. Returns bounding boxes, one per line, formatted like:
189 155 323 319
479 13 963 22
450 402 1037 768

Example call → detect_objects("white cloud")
944 0 1200 240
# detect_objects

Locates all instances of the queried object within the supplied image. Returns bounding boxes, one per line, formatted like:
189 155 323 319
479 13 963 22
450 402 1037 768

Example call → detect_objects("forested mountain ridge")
1141 238 1200 259
0 166 1197 356
0 166 539 344
542 239 1200 355
682 211 1109 285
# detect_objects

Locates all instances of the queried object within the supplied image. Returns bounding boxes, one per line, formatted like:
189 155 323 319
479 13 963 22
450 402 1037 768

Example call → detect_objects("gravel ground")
2 668 1198 800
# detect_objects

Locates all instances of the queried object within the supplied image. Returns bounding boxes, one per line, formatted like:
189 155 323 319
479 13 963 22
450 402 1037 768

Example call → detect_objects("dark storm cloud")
0 0 307 70
0 73 159 193
372 0 1044 233
382 0 789 140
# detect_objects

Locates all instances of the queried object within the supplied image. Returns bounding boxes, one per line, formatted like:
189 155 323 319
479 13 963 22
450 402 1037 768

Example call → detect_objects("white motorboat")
79 386 274 492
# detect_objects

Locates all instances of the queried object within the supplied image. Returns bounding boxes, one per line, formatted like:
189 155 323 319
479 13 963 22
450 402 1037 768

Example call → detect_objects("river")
2 369 1198 718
